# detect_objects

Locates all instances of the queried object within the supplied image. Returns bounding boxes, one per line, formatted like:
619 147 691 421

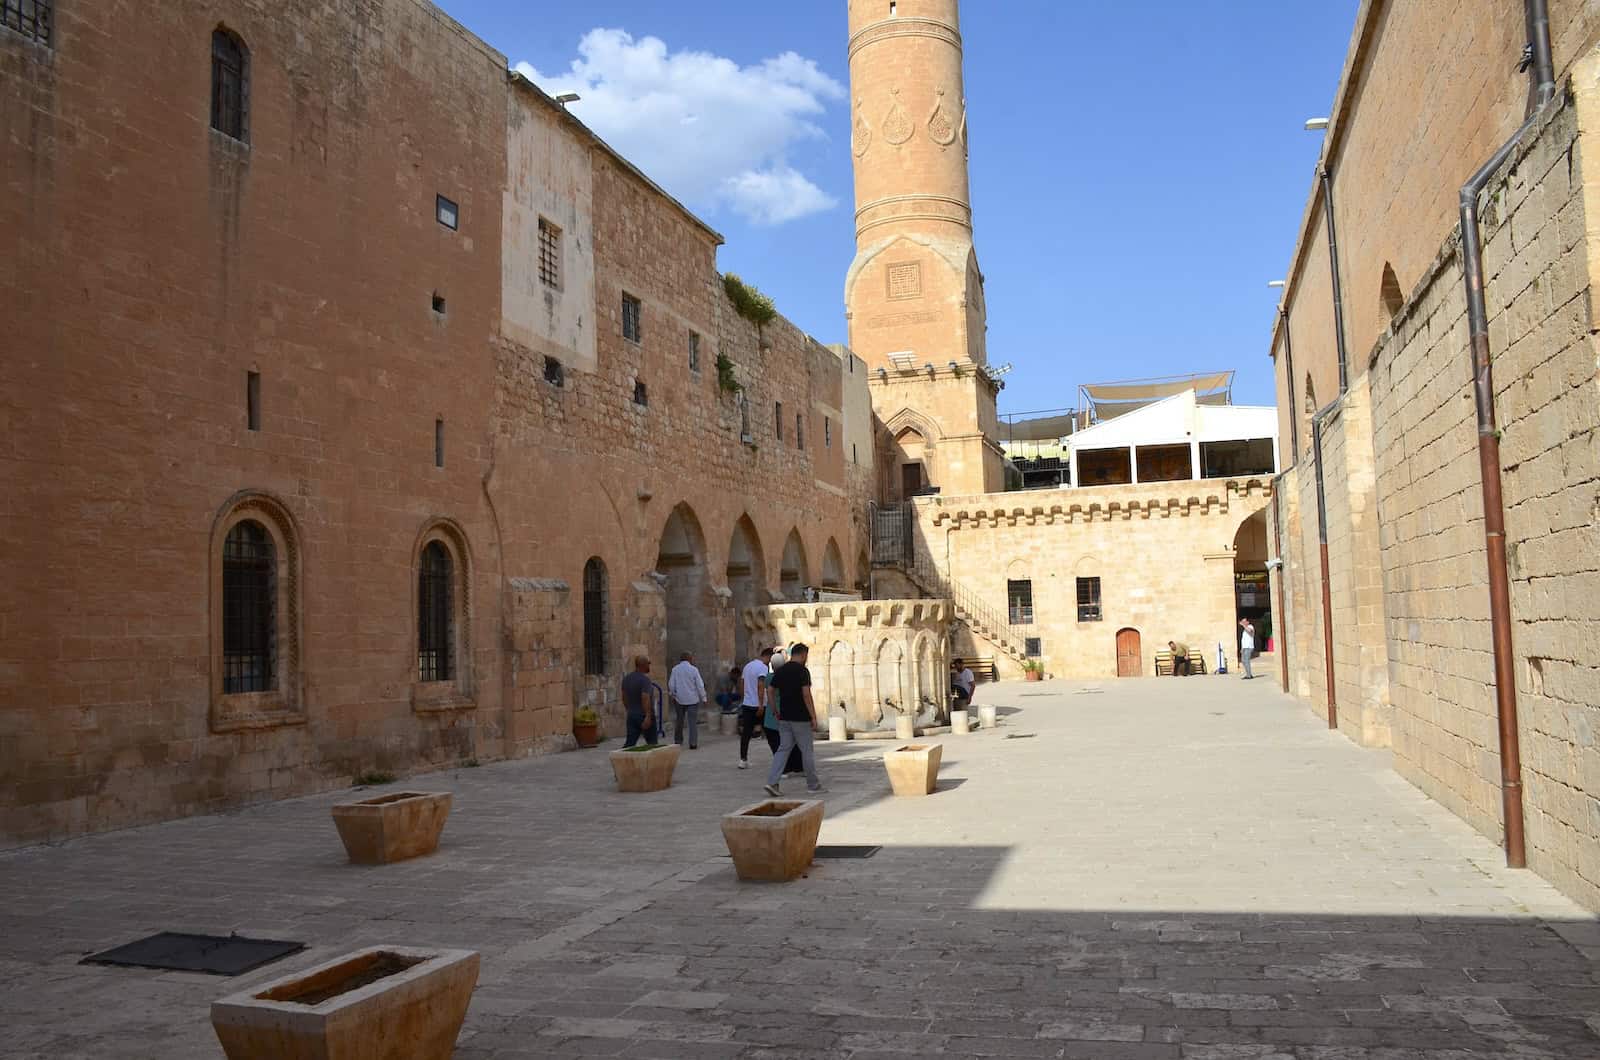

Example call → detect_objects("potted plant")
573 707 600 748
211 945 478 1060
1023 659 1044 682
883 743 943 797
720 798 825 882
608 742 681 792
331 791 452 865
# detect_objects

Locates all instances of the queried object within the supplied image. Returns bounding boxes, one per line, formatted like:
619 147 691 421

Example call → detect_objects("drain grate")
82 932 305 976
812 845 880 859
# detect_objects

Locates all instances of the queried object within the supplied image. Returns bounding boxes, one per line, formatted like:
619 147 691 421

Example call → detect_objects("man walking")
1168 639 1191 677
763 643 825 796
737 647 774 770
1238 619 1255 680
667 651 707 749
621 655 657 747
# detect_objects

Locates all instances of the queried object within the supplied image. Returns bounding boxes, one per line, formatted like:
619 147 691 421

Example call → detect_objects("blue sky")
440 1 1360 414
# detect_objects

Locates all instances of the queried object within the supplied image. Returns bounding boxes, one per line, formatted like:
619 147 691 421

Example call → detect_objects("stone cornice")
849 18 962 60
743 599 952 631
926 478 1275 528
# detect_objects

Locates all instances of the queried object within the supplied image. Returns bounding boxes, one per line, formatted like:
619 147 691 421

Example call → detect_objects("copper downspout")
1311 410 1338 730
1452 0 1555 869
1272 489 1289 693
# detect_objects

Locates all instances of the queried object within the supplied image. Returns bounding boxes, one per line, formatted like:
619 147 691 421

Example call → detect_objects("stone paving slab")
1 677 1597 1057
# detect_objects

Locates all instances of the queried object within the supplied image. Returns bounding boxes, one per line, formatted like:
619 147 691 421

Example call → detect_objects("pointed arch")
726 514 768 663
655 502 715 676
1380 262 1404 322
821 538 845 590
780 529 810 601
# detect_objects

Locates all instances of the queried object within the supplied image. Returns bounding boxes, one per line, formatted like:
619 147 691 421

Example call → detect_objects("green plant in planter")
621 743 665 753
1022 659 1044 676
353 770 396 787
573 707 599 726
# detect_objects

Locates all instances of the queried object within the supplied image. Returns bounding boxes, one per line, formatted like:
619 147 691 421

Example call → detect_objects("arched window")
418 541 454 682
211 28 249 142
1380 262 1404 322
583 558 608 676
223 520 275 693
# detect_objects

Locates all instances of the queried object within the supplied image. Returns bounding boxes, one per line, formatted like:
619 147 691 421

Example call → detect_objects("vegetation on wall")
716 349 742 394
723 273 777 329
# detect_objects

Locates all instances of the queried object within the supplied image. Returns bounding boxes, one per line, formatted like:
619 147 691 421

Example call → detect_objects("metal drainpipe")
1319 166 1351 395
1453 0 1555 870
1272 488 1290 693
1311 407 1338 730
1279 306 1301 461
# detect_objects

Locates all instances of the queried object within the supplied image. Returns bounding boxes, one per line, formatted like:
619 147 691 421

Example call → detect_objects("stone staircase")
894 555 1031 669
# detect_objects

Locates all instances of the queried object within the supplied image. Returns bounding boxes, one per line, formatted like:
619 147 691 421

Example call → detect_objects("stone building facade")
1271 1 1600 911
0 0 871 845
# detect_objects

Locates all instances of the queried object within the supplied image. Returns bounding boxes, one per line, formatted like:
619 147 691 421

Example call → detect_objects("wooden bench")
967 657 998 683
1154 650 1208 676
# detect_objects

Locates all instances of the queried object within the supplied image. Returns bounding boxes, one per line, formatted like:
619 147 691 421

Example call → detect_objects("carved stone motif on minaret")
853 100 872 158
928 87 957 146
882 87 914 146
960 97 969 157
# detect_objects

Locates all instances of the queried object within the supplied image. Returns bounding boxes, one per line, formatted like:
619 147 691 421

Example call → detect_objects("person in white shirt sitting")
667 652 708 749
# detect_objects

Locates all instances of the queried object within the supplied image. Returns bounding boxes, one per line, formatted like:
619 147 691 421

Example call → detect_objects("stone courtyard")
3 677 1599 1059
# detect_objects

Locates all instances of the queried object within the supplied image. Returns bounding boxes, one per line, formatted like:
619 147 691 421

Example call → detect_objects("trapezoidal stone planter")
211 945 479 1060
721 799 825 882
609 743 681 792
331 791 452 865
884 743 943 796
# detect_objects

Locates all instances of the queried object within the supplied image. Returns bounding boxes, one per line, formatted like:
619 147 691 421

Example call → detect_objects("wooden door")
1116 628 1142 677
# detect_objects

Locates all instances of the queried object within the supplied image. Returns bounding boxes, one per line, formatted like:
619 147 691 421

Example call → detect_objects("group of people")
618 643 828 796
1166 618 1259 678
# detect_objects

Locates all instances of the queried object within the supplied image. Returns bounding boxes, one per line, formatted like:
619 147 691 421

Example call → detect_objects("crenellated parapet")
926 478 1275 529
743 599 952 633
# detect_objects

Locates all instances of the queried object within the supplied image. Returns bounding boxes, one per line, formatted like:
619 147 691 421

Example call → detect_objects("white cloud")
515 29 844 226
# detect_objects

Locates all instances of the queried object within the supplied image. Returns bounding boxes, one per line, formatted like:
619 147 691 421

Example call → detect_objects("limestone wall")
744 601 953 732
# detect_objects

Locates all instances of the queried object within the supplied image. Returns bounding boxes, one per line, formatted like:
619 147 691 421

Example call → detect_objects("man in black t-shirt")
762 643 825 796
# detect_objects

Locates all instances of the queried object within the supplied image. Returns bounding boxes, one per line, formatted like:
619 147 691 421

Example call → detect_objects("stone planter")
609 744 680 793
950 709 970 735
894 715 915 740
211 945 479 1060
573 721 599 747
331 792 451 865
883 743 943 796
720 799 824 882
827 716 848 742
978 704 997 729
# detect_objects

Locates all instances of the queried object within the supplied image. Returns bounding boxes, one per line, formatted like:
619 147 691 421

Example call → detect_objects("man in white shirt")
667 652 708 749
1238 618 1256 680
737 647 774 769
950 657 975 712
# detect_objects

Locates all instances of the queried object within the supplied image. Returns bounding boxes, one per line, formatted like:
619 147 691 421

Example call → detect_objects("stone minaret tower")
846 0 1004 498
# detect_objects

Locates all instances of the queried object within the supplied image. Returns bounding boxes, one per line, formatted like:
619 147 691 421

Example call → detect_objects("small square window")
432 292 446 315
1025 637 1042 658
543 356 564 388
688 332 701 373
825 417 831 448
622 295 642 344
634 380 648 407
538 218 560 288
436 195 459 231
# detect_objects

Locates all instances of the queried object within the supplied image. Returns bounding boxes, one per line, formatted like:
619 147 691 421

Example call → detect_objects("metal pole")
1312 411 1337 731
1279 306 1300 461
1272 489 1289 693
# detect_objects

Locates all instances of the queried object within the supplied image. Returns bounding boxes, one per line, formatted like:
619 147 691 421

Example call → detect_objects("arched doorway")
1233 509 1271 654
780 529 810 601
821 538 845 591
1116 628 1142 677
726 515 767 665
873 638 905 729
655 503 714 681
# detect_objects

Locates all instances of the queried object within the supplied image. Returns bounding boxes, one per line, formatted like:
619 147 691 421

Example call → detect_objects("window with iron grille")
774 402 783 441
2 0 51 45
538 218 560 288
824 417 831 448
796 412 804 450
633 379 648 407
1076 577 1102 623
543 356 564 388
1025 637 1042 658
210 29 249 143
688 332 700 373
1007 579 1034 625
622 294 642 343
222 521 275 693
583 558 608 676
418 541 454 682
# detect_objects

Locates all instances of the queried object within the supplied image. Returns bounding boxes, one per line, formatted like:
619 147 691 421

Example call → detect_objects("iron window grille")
436 194 459 230
543 356 564 388
417 541 454 682
688 332 700 373
1076 577 1102 623
2 0 51 45
222 521 276 693
796 413 804 450
210 29 249 143
775 402 783 441
538 218 560 288
825 417 831 448
633 380 648 407
622 295 642 343
1025 637 1042 658
1007 579 1034 625
583 559 608 676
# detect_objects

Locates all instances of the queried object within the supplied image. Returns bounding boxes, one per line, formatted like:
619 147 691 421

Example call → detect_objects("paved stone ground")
3 676 1599 1058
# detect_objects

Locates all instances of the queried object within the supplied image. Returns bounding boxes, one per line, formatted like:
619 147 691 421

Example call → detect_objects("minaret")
846 0 1003 498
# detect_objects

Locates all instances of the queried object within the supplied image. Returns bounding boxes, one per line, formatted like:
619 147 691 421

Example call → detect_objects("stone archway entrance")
821 538 845 591
780 530 810 601
726 516 767 666
655 503 715 682
1116 628 1142 677
1233 509 1271 651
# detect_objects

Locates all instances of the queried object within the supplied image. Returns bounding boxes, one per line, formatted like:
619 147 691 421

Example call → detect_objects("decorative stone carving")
882 88 914 146
960 96 969 156
853 100 872 157
928 87 957 146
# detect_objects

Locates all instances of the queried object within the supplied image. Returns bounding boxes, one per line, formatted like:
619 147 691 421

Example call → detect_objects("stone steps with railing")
895 555 1031 666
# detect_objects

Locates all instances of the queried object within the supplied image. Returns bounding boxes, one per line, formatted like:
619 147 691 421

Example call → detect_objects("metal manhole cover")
82 932 305 976
812 845 880 859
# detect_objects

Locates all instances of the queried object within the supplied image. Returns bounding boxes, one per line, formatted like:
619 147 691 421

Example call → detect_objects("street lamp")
1305 117 1329 130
